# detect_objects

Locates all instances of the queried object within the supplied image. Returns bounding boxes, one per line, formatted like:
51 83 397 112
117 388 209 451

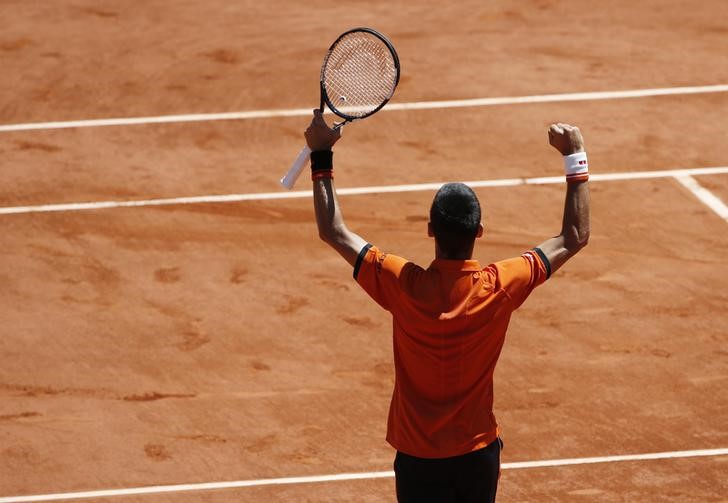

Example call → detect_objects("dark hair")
430 183 482 257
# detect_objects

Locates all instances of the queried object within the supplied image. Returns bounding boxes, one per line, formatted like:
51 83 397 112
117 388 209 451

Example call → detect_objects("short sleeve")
353 244 411 312
493 248 551 309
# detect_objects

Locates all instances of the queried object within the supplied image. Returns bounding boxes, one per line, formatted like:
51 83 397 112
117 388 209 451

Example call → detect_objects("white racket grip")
280 145 312 190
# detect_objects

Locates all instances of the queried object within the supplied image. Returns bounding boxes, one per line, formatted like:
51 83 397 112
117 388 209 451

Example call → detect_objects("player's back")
390 259 515 403
355 245 549 457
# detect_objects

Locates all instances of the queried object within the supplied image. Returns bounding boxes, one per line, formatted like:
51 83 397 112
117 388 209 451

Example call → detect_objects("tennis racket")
280 27 400 189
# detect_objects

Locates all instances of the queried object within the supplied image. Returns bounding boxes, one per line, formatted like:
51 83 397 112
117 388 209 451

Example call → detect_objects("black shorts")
394 438 502 503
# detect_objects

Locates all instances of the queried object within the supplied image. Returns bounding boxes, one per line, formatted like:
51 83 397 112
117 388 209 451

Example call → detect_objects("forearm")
312 176 367 267
560 180 590 252
313 177 347 241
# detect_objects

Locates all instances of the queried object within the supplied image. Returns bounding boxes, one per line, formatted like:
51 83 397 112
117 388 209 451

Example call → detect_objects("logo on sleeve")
376 253 387 274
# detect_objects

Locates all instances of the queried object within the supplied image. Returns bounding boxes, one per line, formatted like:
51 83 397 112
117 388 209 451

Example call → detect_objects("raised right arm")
305 109 368 268
535 124 591 274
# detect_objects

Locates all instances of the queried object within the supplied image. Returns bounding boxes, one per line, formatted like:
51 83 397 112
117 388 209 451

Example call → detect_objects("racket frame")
320 27 401 125
280 27 400 190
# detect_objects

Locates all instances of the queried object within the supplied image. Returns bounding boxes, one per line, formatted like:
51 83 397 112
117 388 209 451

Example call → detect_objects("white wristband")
563 151 589 182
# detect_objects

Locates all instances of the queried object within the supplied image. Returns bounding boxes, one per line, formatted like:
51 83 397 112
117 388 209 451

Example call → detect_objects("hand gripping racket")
280 27 400 189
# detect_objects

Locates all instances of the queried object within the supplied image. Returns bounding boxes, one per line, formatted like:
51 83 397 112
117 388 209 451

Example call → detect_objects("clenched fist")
548 123 585 156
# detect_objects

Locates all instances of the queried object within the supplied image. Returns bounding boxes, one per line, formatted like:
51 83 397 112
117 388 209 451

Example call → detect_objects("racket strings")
323 33 398 118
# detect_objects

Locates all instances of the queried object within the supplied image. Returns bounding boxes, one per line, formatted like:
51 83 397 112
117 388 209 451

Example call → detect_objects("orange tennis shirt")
354 244 550 459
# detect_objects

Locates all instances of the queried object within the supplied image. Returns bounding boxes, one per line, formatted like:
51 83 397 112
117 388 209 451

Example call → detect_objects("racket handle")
280 146 312 190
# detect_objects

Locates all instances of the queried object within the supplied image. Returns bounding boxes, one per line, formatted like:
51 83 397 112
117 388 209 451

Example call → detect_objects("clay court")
1 0 727 501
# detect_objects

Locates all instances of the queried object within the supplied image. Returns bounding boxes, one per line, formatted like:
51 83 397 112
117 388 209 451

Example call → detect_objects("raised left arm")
305 110 368 267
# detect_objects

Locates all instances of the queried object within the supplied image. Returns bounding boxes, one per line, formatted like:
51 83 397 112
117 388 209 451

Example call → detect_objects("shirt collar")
429 258 482 272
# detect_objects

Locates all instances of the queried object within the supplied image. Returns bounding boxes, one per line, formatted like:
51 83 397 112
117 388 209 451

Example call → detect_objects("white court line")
674 175 728 221
1 166 728 216
1 84 728 132
1 447 726 502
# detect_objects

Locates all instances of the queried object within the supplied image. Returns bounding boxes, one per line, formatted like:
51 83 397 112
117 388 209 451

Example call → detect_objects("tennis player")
304 109 590 502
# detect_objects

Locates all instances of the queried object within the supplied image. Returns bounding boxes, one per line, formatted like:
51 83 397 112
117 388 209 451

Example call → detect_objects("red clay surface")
698 175 728 205
1 0 728 501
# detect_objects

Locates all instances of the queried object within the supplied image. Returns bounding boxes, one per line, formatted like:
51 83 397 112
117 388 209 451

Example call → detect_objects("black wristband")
310 150 333 172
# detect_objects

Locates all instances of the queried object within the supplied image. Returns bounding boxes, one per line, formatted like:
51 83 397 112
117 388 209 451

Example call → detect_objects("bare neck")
434 242 475 261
